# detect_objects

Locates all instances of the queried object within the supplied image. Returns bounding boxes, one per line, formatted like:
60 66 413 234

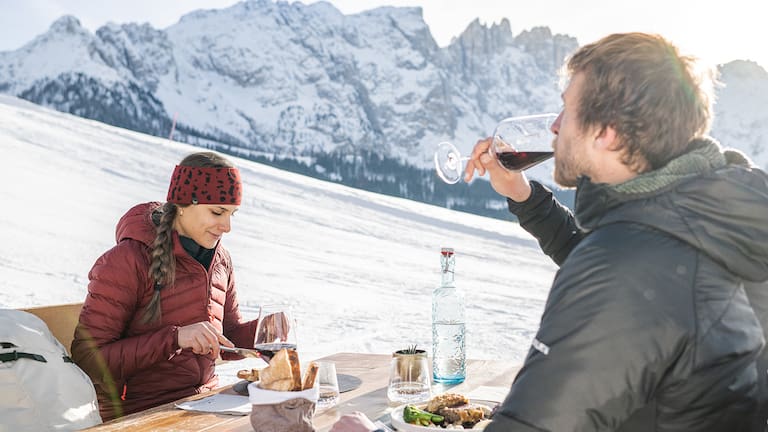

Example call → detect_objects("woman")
72 151 258 420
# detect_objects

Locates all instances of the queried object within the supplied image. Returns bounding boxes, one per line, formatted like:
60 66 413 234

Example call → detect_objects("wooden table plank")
86 353 520 431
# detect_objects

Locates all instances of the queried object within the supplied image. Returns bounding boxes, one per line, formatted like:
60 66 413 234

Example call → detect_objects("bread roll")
256 348 315 392
286 349 302 391
237 368 260 382
259 348 295 391
302 361 319 390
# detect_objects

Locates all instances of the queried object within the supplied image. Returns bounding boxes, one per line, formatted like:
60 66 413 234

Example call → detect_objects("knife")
219 345 262 359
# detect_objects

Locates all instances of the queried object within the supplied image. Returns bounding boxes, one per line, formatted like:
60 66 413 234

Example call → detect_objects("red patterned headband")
166 165 242 205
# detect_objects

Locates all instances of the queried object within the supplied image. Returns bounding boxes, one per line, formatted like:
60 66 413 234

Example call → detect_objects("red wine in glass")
495 151 554 171
490 113 557 173
433 113 557 183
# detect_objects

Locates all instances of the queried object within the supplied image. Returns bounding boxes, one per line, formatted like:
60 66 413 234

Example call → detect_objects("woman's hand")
464 137 533 202
177 321 234 358
329 412 378 432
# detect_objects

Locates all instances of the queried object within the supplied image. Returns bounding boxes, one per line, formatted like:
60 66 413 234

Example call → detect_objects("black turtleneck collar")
179 235 215 270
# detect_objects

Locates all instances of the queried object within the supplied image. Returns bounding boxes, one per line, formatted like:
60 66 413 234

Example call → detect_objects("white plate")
390 400 497 431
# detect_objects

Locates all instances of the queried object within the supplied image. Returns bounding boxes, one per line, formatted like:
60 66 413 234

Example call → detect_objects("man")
464 33 768 431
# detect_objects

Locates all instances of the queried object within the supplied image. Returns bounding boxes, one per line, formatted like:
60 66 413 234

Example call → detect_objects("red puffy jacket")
71 202 257 420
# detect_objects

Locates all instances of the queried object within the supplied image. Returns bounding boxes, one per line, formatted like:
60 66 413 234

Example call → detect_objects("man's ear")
594 125 619 151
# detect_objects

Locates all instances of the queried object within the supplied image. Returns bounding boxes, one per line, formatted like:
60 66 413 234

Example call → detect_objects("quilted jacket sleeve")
71 240 179 387
507 181 584 266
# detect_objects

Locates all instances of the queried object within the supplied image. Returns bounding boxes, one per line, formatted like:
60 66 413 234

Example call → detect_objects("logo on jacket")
532 338 550 355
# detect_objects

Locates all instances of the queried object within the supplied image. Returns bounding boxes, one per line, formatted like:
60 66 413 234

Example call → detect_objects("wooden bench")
21 302 83 353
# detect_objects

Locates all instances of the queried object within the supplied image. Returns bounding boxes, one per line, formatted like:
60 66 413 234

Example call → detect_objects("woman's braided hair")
141 152 236 324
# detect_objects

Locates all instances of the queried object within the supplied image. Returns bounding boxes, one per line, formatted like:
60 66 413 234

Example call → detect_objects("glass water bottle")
431 247 466 383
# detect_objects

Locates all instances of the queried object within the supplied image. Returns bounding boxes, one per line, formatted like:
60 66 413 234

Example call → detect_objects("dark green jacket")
486 138 768 432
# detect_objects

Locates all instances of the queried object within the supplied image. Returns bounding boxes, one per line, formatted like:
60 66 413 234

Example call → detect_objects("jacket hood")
575 137 768 282
115 202 162 247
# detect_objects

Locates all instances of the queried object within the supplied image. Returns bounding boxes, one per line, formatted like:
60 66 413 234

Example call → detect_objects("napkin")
247 381 319 404
248 382 320 432
175 393 251 415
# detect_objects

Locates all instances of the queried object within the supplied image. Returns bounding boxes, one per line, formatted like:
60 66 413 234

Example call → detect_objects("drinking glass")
253 304 297 361
434 113 558 184
316 361 340 410
386 350 431 404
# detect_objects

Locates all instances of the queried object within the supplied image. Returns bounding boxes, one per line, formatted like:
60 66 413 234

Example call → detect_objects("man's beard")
553 155 579 188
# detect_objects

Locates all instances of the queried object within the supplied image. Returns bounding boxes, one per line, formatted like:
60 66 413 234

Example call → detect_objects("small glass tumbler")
387 349 431 404
316 361 340 410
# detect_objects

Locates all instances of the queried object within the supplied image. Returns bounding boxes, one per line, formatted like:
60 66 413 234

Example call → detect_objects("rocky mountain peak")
28 14 95 51
720 59 768 81
453 18 515 57
514 26 578 72
95 23 174 91
49 15 85 35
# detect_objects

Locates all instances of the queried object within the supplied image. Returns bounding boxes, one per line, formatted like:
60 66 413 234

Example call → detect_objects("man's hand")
464 137 533 202
177 321 234 358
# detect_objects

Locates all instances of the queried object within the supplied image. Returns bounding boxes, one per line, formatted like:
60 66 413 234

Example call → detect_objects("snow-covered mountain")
0 0 765 189
712 60 768 168
0 0 573 166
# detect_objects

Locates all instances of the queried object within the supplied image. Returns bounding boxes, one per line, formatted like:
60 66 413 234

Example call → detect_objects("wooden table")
86 353 521 431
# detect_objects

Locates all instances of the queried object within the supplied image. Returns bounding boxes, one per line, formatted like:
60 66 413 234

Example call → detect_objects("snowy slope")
0 94 556 364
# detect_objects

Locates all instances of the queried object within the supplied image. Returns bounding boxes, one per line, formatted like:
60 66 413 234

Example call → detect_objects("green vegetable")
403 404 445 426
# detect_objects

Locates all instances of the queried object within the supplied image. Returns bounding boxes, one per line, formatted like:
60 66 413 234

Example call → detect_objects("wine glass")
253 303 298 361
434 113 558 184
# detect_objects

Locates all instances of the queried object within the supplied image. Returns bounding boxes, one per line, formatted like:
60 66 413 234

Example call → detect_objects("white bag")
0 309 102 431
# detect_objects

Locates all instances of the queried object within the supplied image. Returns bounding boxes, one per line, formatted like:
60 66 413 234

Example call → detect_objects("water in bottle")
432 247 466 383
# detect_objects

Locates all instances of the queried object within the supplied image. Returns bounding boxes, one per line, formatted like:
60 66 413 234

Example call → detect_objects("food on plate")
403 404 445 427
237 368 260 382
404 393 493 429
258 348 318 391
440 405 488 426
426 393 470 413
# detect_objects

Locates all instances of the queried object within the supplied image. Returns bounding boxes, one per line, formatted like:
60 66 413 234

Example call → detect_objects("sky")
0 94 556 370
0 0 766 71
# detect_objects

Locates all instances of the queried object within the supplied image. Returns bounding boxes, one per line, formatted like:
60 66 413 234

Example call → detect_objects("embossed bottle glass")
431 247 466 383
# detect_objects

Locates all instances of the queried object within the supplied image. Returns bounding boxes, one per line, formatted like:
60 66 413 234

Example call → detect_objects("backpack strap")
2 341 75 364
0 350 47 363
